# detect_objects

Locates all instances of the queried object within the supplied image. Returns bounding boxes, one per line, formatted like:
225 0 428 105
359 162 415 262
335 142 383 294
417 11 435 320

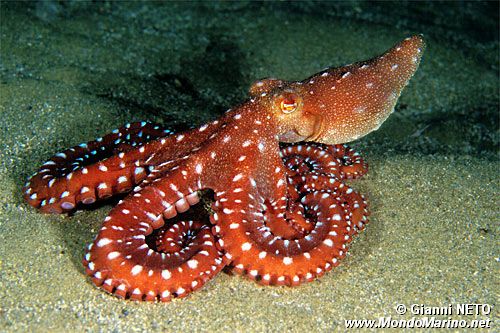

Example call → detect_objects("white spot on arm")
187 259 198 269
323 239 333 247
241 242 252 251
96 238 112 247
162 270 171 280
131 265 143 276
107 251 120 260
249 178 256 187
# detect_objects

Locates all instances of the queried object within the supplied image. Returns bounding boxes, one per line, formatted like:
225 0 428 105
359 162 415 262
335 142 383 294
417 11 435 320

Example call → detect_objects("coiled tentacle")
212 184 351 286
291 174 369 236
281 143 368 181
327 144 368 179
282 143 369 235
83 167 225 301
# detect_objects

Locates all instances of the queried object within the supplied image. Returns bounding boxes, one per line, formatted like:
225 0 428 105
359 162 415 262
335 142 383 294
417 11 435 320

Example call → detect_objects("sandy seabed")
1 2 497 332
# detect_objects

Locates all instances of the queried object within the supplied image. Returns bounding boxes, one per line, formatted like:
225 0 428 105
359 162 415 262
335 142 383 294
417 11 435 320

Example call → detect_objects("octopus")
23 35 424 301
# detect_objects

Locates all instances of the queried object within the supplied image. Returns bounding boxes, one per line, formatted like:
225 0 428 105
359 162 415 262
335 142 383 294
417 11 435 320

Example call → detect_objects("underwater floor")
1 2 497 332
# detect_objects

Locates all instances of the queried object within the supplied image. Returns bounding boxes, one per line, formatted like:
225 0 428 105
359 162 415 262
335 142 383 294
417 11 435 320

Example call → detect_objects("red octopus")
23 36 424 301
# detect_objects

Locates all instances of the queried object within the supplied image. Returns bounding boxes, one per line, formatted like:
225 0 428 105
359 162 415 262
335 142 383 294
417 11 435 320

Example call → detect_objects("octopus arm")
211 141 351 286
23 122 170 213
213 185 350 286
84 166 225 301
283 143 369 235
213 142 370 286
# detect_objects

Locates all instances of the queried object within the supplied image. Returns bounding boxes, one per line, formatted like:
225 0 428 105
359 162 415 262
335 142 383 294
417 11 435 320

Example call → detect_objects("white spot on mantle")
195 164 203 174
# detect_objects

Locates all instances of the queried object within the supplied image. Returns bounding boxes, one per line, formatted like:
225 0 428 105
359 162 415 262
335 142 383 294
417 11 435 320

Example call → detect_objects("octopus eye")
280 97 298 114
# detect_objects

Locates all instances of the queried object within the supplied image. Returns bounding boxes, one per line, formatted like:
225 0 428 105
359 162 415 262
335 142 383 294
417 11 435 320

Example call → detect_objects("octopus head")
257 35 425 144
